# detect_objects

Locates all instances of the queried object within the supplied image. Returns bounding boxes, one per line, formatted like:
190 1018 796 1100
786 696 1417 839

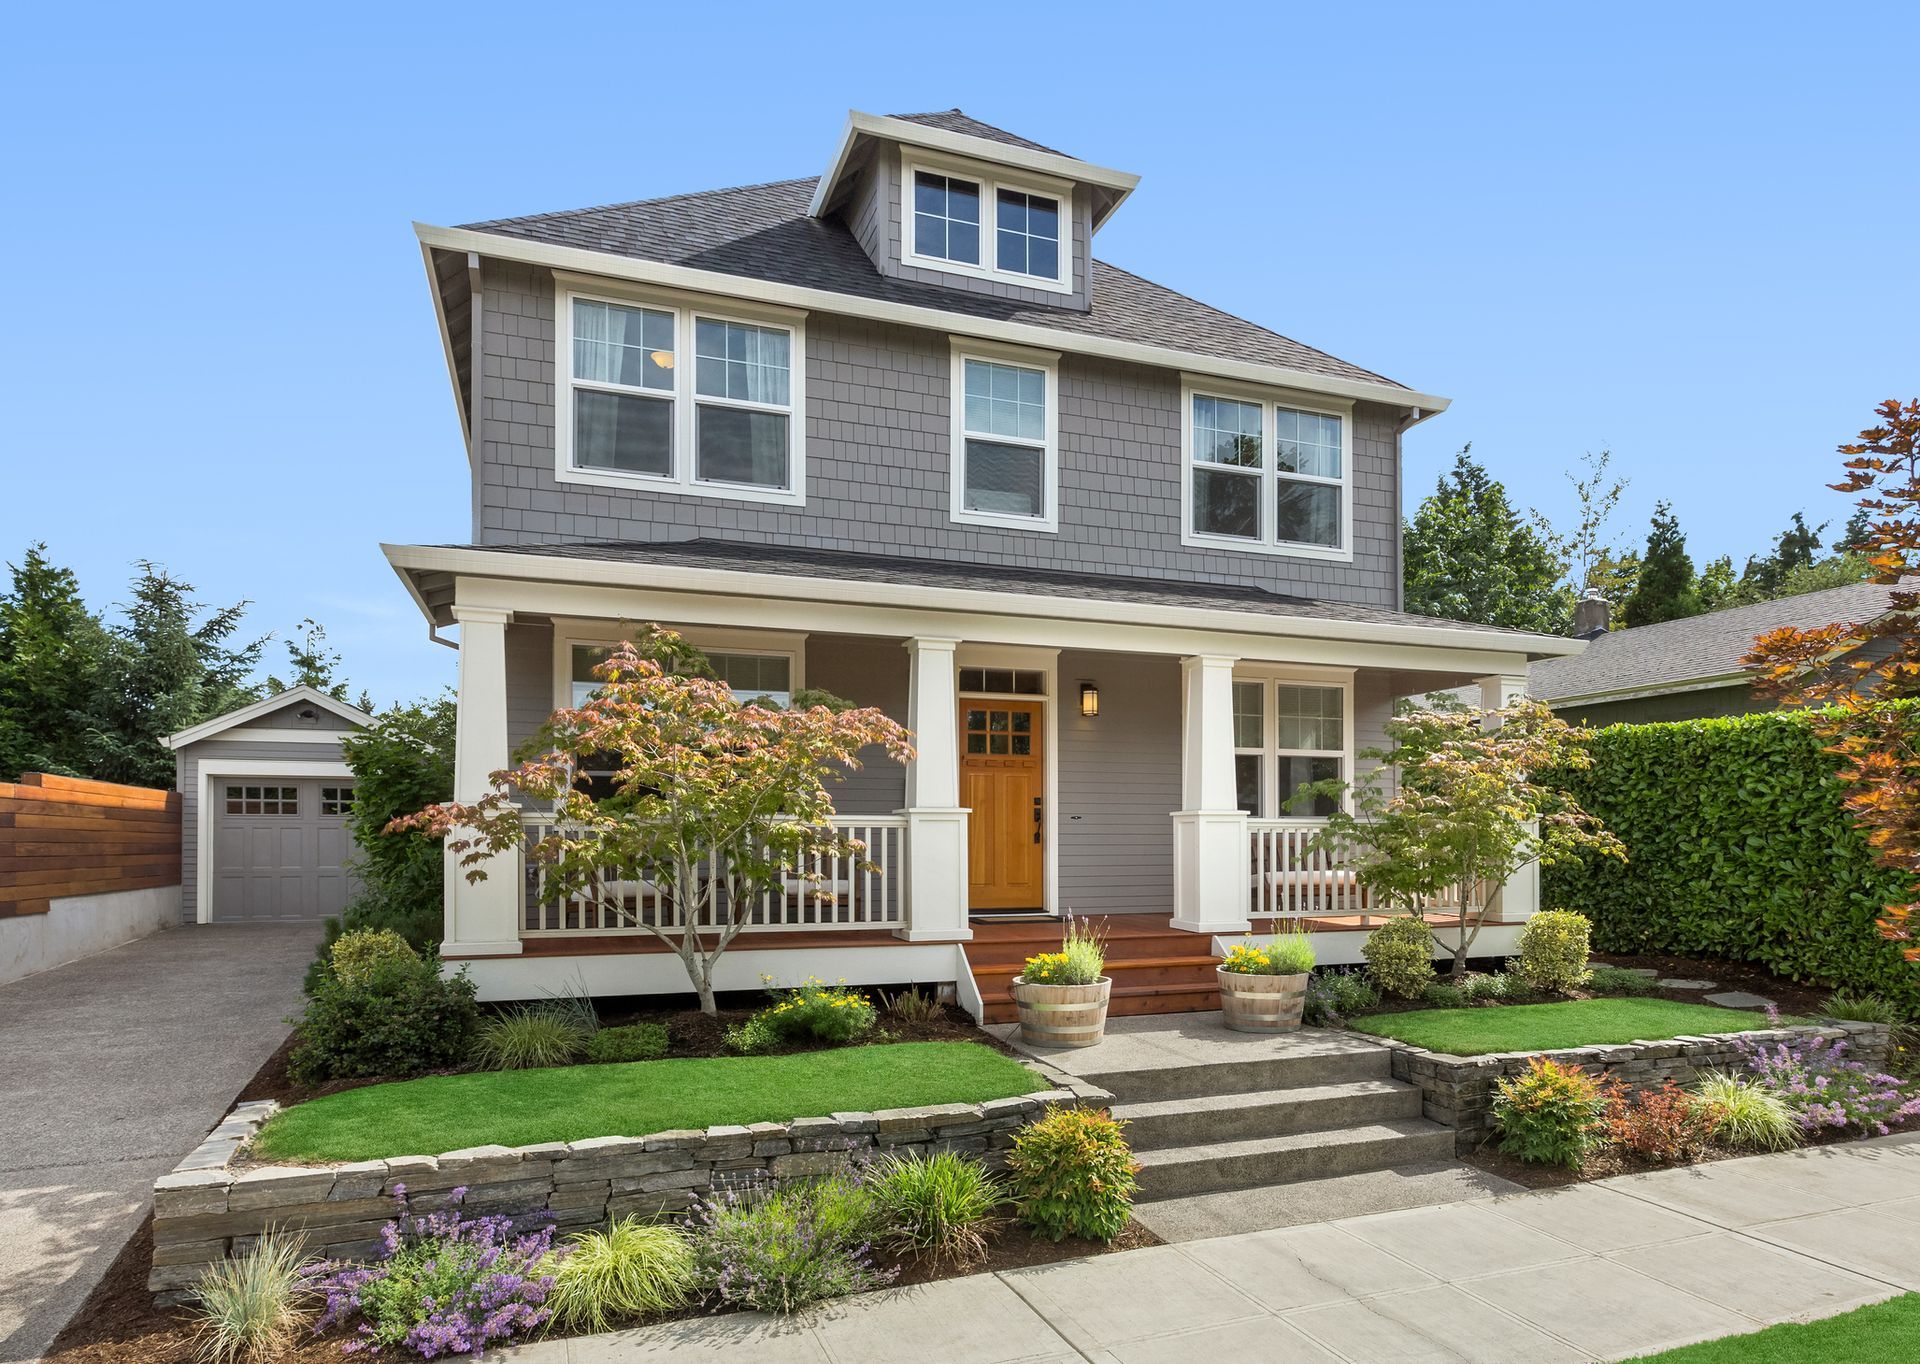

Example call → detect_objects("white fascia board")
807 111 1141 222
163 686 372 750
381 543 1583 666
410 223 1449 416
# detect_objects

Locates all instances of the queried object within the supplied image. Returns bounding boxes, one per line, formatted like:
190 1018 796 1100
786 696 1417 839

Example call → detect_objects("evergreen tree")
0 544 109 779
81 563 266 787
1404 447 1575 633
1695 554 1740 612
1739 512 1826 600
1622 501 1702 627
266 617 371 709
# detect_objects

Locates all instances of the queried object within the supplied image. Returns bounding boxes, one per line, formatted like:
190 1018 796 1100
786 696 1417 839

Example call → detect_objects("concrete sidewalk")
0 922 318 1363
498 1133 1920 1363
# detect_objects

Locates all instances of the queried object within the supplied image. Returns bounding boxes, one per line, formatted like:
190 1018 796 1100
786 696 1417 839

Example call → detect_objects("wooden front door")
961 699 1045 910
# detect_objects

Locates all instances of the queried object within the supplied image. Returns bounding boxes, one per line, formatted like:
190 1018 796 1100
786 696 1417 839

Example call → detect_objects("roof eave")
162 686 374 750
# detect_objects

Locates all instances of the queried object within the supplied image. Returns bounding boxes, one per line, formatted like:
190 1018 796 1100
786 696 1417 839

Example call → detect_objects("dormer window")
903 153 1070 294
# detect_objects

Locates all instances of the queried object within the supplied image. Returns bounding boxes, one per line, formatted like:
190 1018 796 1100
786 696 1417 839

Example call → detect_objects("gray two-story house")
388 109 1579 1014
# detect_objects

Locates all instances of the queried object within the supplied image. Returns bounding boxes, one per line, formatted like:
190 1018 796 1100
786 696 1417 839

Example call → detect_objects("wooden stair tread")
970 954 1220 978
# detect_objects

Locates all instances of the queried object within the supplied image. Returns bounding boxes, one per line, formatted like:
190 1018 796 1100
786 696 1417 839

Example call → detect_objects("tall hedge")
1541 705 1920 1012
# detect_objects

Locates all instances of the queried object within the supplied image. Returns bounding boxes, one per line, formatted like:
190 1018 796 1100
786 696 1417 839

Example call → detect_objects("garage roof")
161 686 372 751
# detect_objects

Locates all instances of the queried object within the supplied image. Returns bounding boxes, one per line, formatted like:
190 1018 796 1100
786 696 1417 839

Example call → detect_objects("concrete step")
1113 1079 1423 1151
1075 1040 1392 1103
1133 1160 1523 1243
1132 1119 1459 1200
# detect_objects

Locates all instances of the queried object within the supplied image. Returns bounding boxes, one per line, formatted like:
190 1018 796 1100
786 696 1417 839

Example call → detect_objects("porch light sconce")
1079 682 1100 718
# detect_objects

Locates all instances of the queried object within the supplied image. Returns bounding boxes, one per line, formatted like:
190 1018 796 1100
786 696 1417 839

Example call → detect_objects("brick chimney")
1573 589 1611 639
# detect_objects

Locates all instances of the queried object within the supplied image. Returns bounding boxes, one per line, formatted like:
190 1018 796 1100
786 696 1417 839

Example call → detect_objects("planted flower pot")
1217 966 1309 1032
1010 975 1112 1049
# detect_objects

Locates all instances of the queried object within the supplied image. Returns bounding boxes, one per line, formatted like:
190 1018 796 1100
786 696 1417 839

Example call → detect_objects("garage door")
210 781 356 921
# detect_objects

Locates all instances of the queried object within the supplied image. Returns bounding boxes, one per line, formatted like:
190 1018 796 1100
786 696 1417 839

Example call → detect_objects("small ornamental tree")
1746 398 1920 960
1304 699 1626 979
392 628 912 1014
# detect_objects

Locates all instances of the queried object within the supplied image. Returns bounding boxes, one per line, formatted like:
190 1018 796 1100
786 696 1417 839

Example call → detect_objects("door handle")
1032 797 1043 844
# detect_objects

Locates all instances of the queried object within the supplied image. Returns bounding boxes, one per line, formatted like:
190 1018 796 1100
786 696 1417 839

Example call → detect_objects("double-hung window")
950 344 1059 531
558 284 805 505
1231 678 1349 818
1183 383 1352 560
904 155 1071 293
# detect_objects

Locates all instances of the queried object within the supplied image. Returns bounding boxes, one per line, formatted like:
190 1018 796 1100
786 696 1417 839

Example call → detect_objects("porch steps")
963 921 1222 1024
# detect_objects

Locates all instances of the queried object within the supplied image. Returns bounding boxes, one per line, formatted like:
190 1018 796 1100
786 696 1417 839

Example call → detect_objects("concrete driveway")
0 922 318 1363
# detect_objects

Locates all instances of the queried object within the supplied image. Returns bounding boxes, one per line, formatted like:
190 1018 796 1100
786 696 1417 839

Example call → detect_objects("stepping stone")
1704 990 1773 1010
1656 978 1717 990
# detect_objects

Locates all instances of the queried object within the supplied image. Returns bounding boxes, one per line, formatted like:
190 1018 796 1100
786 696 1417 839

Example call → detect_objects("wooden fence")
0 774 182 917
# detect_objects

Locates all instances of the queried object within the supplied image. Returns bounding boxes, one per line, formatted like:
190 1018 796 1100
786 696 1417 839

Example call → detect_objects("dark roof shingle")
886 108 1068 156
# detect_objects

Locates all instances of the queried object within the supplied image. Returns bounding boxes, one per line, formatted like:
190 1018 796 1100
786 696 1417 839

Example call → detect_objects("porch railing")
519 814 908 936
1248 819 1464 921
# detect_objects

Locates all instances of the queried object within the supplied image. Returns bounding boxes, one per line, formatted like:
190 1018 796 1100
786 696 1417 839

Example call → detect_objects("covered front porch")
387 542 1569 1004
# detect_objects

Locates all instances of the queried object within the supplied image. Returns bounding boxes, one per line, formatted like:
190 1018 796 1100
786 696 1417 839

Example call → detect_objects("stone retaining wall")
149 1065 1109 1300
1382 1021 1894 1155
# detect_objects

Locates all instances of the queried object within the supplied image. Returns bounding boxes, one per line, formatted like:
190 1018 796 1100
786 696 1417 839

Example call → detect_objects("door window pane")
1276 480 1342 548
574 390 671 476
696 407 789 488
1194 468 1259 539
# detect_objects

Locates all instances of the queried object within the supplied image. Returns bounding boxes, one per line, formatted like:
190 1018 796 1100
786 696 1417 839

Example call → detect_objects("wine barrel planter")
1010 976 1112 1049
1217 967 1309 1032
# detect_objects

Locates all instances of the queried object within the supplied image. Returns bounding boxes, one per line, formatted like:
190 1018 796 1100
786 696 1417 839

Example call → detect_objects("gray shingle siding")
1057 650 1180 915
475 261 1401 607
806 635 909 815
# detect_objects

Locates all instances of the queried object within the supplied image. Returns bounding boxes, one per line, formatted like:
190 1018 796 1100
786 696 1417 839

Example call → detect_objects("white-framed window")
903 152 1072 294
949 342 1060 532
560 626 806 710
568 643 795 709
554 280 806 506
1231 676 1351 818
1181 379 1353 561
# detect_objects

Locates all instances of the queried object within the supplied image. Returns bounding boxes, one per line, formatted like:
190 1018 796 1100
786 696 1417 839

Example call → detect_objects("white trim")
550 618 809 710
192 758 354 925
1229 668 1355 820
956 644 1060 917
808 110 1139 224
164 686 371 751
552 280 808 507
1180 377 1355 563
388 544 1582 662
204 726 355 746
413 223 1450 417
901 148 1073 295
948 339 1061 533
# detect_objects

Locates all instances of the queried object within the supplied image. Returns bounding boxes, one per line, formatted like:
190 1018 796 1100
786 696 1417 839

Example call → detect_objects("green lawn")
253 1041 1043 1162
1630 1293 1920 1362
1348 997 1789 1056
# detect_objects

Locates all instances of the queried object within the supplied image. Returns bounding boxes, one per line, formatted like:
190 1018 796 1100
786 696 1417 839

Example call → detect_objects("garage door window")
321 786 356 815
225 785 298 815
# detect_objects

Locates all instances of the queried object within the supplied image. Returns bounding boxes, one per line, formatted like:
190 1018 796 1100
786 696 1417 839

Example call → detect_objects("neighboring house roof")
161 686 372 751
456 154 1402 392
1529 579 1903 704
421 538 1572 651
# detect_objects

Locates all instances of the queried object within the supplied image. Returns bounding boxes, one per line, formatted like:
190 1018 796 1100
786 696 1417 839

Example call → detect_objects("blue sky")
3 4 1915 706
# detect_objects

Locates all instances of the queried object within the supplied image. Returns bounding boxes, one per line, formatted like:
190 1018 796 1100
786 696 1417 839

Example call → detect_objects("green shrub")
471 1005 592 1070
1586 965 1656 996
880 988 944 1025
328 929 419 989
288 956 479 1085
1491 1056 1609 1169
1694 1072 1801 1152
688 1172 888 1313
1515 910 1594 994
869 1151 1004 1268
543 1218 696 1333
1304 970 1379 1025
728 979 878 1054
1222 932 1316 975
1022 919 1107 985
186 1230 311 1364
1540 706 1920 1014
1363 916 1436 999
585 1023 670 1063
1466 972 1526 1004
1822 989 1904 1024
724 1012 780 1056
1423 981 1468 1009
1006 1106 1138 1243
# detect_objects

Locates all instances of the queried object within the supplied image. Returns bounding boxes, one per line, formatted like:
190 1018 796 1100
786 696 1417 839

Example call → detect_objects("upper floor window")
904 154 1070 294
556 283 805 506
1182 382 1352 561
949 343 1059 533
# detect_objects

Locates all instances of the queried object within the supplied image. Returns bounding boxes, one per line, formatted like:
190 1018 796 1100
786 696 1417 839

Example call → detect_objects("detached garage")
163 687 372 923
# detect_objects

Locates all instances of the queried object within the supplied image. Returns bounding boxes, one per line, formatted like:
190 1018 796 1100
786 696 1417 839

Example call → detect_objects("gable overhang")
1538 671 1754 710
808 111 1141 229
162 686 373 751
384 542 1581 675
412 223 1449 419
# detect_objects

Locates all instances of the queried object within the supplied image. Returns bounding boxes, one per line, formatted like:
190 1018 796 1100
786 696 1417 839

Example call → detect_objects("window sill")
1181 529 1353 563
555 464 806 508
950 507 1060 535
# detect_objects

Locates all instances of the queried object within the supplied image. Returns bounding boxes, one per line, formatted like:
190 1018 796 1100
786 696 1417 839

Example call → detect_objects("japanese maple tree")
392 627 912 1014
1745 398 1920 960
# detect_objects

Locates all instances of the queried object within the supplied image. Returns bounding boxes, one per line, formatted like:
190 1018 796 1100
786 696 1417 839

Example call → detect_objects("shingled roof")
456 110 1406 391
1529 578 1903 702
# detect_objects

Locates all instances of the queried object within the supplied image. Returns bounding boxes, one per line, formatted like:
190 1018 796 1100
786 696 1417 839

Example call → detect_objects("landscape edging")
147 1057 1109 1302
1378 1019 1893 1155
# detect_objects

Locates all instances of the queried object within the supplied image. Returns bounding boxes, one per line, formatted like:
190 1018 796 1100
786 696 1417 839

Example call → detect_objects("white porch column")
1477 670 1539 923
1171 654 1251 936
444 605 522 956
896 637 971 942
